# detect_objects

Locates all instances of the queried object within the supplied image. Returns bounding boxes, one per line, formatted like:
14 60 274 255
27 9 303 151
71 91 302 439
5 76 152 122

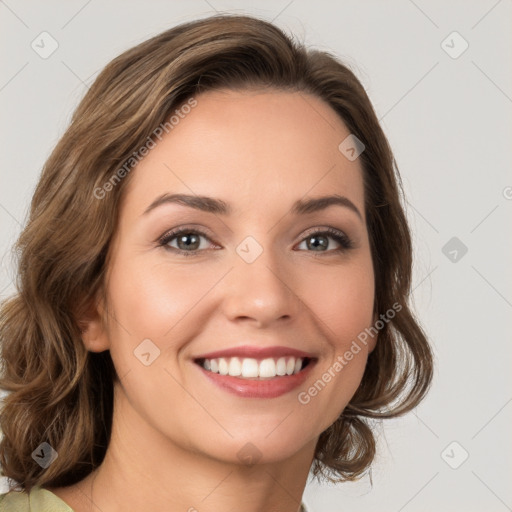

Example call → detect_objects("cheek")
301 255 375 346
102 257 209 428
103 255 234 383
328 262 375 382
295 258 374 423
107 256 218 340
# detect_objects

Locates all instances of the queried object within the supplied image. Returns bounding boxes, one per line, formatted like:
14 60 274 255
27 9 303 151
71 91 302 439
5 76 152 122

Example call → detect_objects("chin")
193 426 317 466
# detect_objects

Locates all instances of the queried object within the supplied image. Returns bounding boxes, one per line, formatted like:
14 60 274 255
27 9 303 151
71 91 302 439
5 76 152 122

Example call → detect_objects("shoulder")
0 486 74 511
0 489 28 511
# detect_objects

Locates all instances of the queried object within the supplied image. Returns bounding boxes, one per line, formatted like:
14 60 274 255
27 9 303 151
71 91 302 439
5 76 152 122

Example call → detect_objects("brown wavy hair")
0 13 433 491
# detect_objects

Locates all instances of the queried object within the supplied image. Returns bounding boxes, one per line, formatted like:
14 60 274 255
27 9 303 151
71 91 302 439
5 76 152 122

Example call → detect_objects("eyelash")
157 226 354 257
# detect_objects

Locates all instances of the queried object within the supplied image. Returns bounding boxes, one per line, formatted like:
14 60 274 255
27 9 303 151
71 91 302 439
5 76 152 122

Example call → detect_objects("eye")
295 227 354 253
158 228 216 257
157 226 354 257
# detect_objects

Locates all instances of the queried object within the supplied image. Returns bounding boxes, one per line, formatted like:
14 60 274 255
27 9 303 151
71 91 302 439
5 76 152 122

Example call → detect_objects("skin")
49 89 377 512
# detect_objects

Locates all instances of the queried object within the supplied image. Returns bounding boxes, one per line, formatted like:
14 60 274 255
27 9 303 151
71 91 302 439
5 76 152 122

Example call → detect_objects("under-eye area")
194 356 317 379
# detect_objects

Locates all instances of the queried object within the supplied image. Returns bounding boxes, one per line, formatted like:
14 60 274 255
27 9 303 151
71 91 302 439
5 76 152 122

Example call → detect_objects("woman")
0 14 433 512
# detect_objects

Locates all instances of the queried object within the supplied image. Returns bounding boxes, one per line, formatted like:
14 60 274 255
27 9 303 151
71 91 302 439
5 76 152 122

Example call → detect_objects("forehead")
122 89 365 220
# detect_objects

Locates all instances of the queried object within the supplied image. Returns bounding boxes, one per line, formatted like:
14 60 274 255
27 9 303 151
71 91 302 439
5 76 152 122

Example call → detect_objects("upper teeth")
201 357 304 379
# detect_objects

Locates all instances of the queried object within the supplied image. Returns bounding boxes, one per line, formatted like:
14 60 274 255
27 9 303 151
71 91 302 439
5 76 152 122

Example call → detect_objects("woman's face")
96 89 376 465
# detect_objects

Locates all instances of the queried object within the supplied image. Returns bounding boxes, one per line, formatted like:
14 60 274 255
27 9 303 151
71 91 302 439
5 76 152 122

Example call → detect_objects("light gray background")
1 1 511 511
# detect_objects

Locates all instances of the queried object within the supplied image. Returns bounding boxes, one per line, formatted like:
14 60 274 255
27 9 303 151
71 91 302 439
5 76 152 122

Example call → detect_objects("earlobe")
80 321 110 353
77 296 110 353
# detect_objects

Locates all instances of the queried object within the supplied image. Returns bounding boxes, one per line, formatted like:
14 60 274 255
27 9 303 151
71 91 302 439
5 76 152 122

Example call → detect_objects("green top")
0 486 73 511
0 486 309 511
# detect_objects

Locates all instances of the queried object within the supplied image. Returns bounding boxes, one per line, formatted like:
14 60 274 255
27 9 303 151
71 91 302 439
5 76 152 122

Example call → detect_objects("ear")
77 293 110 353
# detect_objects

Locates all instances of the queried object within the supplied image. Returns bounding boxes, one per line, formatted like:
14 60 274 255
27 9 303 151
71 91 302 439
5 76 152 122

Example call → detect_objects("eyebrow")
142 193 363 221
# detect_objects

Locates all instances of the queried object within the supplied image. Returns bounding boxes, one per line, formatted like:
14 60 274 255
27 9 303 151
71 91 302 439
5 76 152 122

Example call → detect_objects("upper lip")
193 345 316 361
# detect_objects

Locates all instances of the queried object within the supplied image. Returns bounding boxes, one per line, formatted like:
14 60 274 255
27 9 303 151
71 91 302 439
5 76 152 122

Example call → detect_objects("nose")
221 249 302 328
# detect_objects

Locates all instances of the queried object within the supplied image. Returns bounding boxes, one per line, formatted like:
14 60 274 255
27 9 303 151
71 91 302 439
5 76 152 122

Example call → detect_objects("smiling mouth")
194 356 315 380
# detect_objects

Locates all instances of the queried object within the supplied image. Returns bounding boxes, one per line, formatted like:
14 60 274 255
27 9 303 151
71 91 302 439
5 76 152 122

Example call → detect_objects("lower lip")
195 360 316 398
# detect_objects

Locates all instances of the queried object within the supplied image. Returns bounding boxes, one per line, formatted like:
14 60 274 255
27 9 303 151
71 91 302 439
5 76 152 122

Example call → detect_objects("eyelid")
155 224 216 245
